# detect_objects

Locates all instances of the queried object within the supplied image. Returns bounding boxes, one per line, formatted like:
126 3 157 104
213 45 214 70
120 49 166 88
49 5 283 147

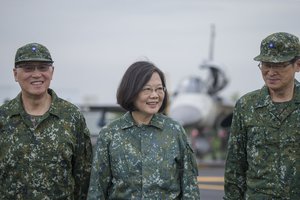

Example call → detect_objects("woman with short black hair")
88 61 200 199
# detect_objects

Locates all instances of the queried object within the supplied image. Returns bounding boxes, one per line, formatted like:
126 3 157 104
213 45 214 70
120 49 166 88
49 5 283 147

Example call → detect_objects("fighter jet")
168 61 233 130
168 25 234 159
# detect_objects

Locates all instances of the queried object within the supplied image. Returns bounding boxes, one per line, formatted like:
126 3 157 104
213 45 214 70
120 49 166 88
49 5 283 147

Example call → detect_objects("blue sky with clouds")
1 0 300 104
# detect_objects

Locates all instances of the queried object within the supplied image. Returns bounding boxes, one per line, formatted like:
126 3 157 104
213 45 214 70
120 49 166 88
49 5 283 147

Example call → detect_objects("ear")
50 66 54 80
295 59 300 72
13 68 18 82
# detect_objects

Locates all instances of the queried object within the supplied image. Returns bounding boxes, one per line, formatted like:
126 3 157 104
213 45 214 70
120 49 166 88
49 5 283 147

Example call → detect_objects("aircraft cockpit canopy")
174 76 207 95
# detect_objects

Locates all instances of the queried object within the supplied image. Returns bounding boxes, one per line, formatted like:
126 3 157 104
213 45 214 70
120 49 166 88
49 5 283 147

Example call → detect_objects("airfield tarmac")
197 164 225 200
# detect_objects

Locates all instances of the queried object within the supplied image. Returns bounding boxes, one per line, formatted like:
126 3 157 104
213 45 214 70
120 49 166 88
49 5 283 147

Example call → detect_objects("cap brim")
15 58 53 64
253 55 294 63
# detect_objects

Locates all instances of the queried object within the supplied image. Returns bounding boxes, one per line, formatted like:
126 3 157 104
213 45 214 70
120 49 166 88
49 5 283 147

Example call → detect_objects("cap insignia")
268 42 275 49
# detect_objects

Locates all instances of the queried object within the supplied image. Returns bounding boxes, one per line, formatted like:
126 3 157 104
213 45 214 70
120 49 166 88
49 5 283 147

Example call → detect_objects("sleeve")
223 101 248 200
87 128 112 200
179 126 201 199
73 114 93 200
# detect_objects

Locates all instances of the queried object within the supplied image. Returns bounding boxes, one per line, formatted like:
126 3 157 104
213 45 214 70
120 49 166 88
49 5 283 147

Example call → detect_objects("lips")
31 81 44 85
267 78 280 85
268 78 280 81
147 102 158 105
147 102 160 109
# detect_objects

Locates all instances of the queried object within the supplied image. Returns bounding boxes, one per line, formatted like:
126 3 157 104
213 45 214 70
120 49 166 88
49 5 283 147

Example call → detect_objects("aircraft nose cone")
169 105 202 126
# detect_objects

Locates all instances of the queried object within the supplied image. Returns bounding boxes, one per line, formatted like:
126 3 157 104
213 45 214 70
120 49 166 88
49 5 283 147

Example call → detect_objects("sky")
1 0 300 105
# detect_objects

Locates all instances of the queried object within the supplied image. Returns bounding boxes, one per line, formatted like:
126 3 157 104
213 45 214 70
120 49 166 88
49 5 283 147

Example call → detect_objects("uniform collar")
255 79 300 108
8 88 61 118
121 111 164 130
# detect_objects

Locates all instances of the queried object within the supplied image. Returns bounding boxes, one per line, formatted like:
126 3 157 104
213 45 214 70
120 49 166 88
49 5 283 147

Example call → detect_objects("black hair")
116 61 168 112
291 56 300 64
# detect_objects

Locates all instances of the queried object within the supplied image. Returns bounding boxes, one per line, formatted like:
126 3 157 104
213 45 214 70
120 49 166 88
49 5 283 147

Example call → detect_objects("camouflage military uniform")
224 81 300 199
88 112 200 199
0 89 92 200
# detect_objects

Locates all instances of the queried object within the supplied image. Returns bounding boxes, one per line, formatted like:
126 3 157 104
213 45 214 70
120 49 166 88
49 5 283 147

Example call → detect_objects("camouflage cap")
254 32 300 63
15 43 53 64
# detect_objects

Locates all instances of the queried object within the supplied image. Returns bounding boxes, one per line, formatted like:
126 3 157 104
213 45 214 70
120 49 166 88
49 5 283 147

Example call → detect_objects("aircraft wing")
79 104 126 145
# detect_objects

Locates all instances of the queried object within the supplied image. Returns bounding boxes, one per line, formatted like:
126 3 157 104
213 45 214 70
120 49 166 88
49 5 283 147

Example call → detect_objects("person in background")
88 61 200 199
224 32 300 199
0 43 92 199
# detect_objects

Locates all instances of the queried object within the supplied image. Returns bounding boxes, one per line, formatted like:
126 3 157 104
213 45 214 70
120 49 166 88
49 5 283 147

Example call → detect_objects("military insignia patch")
268 42 275 48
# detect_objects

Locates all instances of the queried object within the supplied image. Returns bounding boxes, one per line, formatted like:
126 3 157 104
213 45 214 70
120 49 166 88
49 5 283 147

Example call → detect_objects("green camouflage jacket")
88 112 200 199
0 89 92 200
224 80 300 200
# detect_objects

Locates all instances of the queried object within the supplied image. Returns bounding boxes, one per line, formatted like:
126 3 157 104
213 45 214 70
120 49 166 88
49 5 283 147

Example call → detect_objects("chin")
143 109 158 115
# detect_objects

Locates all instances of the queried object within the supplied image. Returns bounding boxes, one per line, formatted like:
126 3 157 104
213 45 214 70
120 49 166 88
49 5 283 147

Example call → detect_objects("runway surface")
198 164 225 200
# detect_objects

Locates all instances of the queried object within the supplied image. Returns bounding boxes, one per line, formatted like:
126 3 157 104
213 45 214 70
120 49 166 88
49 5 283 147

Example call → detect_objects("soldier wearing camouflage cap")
0 43 92 199
224 32 300 199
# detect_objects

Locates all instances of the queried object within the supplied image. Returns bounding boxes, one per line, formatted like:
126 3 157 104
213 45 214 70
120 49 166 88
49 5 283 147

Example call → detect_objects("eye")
142 87 152 92
38 65 49 71
156 87 164 92
23 65 35 71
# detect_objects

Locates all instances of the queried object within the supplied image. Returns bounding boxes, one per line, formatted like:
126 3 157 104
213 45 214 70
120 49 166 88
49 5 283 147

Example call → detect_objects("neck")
269 84 294 103
22 92 52 116
131 111 153 125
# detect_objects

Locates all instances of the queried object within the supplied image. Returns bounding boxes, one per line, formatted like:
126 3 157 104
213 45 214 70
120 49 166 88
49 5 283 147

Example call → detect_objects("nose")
31 68 42 76
149 90 161 98
267 68 279 75
149 91 159 97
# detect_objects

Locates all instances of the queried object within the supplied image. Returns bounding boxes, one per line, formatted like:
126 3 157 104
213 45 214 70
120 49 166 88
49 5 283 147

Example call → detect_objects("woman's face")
133 72 165 121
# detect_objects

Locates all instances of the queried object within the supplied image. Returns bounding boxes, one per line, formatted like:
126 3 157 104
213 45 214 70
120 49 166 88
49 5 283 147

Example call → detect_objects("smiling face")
13 61 54 99
132 72 165 124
